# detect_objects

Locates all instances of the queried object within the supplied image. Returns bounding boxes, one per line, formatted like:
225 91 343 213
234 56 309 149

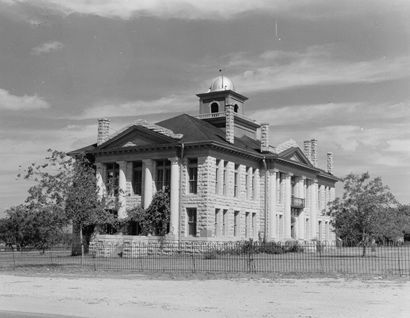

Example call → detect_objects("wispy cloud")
0 88 49 110
4 0 408 20
80 94 195 119
228 46 410 93
31 41 64 55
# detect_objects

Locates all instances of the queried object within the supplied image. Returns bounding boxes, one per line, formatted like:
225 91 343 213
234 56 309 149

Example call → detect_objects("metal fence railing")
1 241 409 276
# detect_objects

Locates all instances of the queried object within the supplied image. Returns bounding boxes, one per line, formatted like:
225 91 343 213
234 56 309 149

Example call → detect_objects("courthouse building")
73 76 338 242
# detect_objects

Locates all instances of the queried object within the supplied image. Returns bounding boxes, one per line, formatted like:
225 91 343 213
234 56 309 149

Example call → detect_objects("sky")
0 0 409 213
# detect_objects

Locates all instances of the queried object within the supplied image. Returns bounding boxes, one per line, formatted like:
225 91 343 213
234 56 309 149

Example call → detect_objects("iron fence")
0 241 409 276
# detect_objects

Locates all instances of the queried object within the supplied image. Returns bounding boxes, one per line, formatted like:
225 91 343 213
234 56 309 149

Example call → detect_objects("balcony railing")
196 111 258 123
291 196 305 209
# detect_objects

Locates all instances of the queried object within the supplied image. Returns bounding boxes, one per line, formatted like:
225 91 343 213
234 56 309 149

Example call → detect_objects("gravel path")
0 273 409 317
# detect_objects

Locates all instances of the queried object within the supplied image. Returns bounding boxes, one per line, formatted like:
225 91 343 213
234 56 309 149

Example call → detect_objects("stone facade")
75 75 338 246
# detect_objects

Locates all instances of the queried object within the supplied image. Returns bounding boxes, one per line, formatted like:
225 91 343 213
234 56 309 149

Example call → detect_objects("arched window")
234 104 239 113
211 102 219 113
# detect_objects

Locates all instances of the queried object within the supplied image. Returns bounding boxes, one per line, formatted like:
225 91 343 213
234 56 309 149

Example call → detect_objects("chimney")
260 123 270 152
310 139 318 167
225 104 234 144
97 118 110 146
303 140 312 162
327 152 334 174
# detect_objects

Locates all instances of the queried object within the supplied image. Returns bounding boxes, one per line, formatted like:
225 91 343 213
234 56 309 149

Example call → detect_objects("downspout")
178 142 184 244
262 157 268 243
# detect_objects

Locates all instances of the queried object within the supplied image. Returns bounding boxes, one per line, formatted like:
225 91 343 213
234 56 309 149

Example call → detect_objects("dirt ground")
0 271 409 318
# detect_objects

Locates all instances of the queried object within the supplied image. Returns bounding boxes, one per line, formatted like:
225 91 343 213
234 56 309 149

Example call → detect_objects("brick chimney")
327 152 334 174
97 118 110 146
303 140 311 162
260 123 270 152
225 104 234 144
310 139 318 167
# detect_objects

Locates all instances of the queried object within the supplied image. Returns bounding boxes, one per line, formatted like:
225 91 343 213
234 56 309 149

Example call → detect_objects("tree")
20 149 115 256
328 172 398 256
0 204 67 251
127 189 170 236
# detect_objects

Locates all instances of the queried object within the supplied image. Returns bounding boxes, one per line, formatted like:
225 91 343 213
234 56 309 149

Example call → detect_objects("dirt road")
0 273 408 317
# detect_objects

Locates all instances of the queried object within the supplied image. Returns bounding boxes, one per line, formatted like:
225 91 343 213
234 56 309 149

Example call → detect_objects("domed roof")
209 75 235 92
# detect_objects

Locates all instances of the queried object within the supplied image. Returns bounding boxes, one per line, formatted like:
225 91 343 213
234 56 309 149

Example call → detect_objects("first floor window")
132 161 142 195
234 211 239 237
187 208 197 237
222 209 228 236
245 212 250 237
252 213 256 238
214 209 220 237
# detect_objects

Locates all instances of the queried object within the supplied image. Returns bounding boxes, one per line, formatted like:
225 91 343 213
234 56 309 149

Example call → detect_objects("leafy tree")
0 204 67 251
20 149 115 256
328 172 399 256
127 189 170 236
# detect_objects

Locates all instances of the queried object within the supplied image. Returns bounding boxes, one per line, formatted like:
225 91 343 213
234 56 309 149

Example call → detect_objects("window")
222 209 228 236
214 209 220 237
234 104 239 113
234 211 239 237
252 213 256 238
246 167 253 200
215 159 220 194
245 212 250 237
132 161 142 195
223 161 228 195
277 173 284 203
234 164 239 197
106 163 119 195
156 160 170 191
211 102 219 113
318 220 322 240
187 208 197 237
188 158 198 194
252 170 256 200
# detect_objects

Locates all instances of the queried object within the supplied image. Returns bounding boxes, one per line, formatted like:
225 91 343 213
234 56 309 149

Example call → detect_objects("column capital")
284 172 293 177
168 157 180 165
116 160 127 167
272 168 280 173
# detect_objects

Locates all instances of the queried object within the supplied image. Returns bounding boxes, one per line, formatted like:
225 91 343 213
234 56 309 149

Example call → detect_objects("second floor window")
156 160 170 191
132 161 142 195
188 158 198 194
215 159 220 194
223 161 228 195
234 164 239 197
106 163 119 195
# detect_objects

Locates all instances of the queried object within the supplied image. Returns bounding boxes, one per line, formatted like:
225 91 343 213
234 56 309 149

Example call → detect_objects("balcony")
291 195 305 209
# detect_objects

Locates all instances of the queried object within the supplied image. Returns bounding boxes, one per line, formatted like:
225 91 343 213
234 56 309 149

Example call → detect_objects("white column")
142 159 154 209
284 173 292 240
330 187 336 201
270 169 278 240
169 157 180 237
297 176 306 240
117 161 127 219
311 179 318 239
95 162 106 199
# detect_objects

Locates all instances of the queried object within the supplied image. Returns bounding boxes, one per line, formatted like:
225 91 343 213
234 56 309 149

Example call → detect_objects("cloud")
80 94 195 119
0 88 49 110
3 0 409 20
227 47 410 93
31 41 64 55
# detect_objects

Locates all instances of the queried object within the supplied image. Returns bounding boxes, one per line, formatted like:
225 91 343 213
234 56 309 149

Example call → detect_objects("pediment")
280 147 312 166
99 125 176 150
